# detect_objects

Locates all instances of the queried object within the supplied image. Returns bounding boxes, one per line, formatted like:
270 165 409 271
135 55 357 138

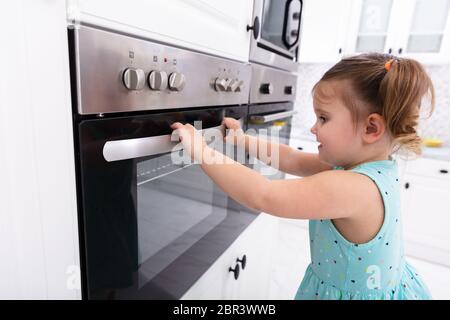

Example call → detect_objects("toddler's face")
310 80 364 168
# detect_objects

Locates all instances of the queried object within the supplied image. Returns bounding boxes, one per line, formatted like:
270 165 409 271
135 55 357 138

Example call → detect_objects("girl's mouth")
318 143 323 148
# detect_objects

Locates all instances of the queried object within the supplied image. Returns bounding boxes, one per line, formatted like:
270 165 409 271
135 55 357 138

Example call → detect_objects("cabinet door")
68 0 254 61
232 213 276 299
181 213 275 299
395 0 450 63
345 0 397 54
401 173 450 266
298 0 352 63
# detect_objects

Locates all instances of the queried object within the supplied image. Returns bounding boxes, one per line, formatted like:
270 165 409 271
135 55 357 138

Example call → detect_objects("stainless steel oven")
248 0 303 72
69 25 254 299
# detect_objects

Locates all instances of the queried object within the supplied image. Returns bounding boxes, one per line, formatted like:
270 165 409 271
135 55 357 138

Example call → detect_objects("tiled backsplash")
293 63 450 145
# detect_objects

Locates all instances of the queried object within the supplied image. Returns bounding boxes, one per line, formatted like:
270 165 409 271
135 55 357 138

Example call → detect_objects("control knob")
228 79 243 92
260 83 273 94
168 72 186 91
148 70 168 91
122 68 145 90
214 78 229 92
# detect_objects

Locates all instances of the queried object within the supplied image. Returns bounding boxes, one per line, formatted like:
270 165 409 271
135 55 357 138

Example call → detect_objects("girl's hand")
170 122 206 161
222 117 246 145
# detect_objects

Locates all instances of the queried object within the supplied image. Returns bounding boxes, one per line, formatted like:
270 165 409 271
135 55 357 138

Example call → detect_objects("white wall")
0 0 81 299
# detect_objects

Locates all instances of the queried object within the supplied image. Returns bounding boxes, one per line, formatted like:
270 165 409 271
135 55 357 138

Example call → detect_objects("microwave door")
283 0 302 50
259 0 302 57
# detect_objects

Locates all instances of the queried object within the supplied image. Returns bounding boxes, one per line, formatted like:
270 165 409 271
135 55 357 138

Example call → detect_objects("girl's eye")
319 116 327 123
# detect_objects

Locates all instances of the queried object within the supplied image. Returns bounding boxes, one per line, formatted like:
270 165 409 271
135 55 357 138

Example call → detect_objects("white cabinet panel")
349 0 450 63
401 158 450 266
232 213 276 299
405 157 450 181
298 0 352 63
68 0 254 61
350 0 396 53
181 213 276 299
0 0 80 299
302 0 450 64
399 0 450 62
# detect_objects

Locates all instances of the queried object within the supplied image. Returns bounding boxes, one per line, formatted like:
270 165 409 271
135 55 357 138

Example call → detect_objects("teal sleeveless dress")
294 159 432 300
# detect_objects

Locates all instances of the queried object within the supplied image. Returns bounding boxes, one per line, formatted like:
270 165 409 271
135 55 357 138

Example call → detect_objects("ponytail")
379 58 435 156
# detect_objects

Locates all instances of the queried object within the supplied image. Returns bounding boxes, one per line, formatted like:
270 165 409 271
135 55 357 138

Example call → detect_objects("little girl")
171 53 435 300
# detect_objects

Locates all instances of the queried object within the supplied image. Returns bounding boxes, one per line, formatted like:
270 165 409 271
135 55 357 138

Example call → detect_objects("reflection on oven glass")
135 151 227 289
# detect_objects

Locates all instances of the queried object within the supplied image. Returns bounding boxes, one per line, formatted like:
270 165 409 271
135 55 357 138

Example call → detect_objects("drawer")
405 157 450 181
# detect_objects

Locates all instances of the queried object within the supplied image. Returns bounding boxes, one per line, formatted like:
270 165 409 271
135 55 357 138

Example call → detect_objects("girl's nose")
310 123 317 135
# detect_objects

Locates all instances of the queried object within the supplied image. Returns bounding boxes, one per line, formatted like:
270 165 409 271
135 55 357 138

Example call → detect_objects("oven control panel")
249 63 298 104
73 25 251 115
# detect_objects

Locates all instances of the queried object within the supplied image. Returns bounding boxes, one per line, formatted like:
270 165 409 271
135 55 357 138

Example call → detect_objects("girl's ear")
362 113 386 143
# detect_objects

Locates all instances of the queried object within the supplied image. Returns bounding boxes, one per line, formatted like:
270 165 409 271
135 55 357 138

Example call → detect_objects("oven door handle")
103 124 225 162
249 110 297 123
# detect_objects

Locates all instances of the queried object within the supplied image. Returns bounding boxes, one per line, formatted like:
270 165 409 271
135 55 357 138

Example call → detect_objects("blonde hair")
313 53 435 156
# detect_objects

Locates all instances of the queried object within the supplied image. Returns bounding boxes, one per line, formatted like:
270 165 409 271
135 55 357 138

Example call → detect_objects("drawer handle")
236 254 247 270
229 264 240 280
439 169 448 174
404 182 410 189
297 147 303 151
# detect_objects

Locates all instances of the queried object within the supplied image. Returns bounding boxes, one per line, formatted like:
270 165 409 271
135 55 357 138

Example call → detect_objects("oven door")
247 102 295 180
249 0 303 72
75 106 255 299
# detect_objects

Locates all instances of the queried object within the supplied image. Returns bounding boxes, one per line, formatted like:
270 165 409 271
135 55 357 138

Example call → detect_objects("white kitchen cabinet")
345 0 450 64
345 0 397 54
181 213 276 299
300 0 450 64
298 0 353 63
400 157 450 266
67 0 254 62
0 0 80 299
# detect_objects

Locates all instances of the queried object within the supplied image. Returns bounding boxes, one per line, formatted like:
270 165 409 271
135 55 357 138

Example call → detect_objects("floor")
405 256 450 300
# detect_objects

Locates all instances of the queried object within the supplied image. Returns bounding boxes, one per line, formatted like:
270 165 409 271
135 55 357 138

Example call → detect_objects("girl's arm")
241 134 333 177
171 122 375 220
222 118 332 177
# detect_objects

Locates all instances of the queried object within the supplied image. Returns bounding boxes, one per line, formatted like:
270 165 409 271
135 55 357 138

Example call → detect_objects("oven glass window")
248 117 292 179
136 149 228 288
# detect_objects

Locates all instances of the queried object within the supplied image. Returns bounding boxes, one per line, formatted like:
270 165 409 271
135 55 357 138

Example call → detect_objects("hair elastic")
385 59 395 72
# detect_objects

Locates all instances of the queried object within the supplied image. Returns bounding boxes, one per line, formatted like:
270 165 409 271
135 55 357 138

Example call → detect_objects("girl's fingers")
170 122 183 129
222 118 233 128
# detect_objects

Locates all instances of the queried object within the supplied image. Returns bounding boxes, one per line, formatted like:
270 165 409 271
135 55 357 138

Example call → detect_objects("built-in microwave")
248 0 303 72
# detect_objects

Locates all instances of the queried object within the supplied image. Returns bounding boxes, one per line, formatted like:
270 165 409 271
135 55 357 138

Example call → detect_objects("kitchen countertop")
421 146 450 162
289 134 450 163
